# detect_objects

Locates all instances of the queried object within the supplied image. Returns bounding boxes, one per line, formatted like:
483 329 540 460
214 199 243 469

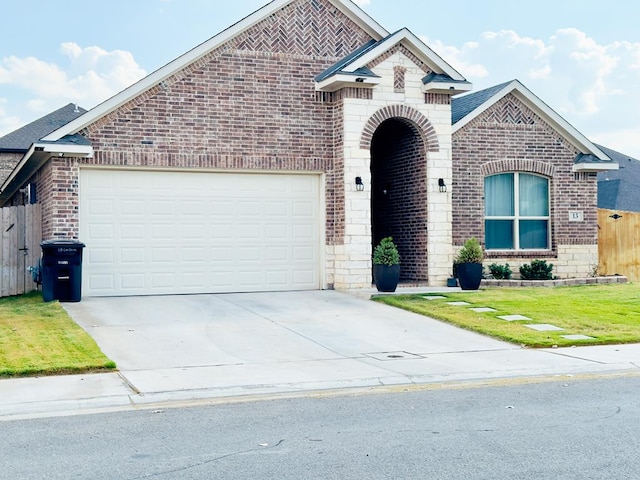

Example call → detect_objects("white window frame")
484 172 551 251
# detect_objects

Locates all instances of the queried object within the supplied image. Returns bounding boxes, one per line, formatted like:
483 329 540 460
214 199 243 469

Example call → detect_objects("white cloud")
0 98 23 135
422 27 640 157
421 37 489 79
0 43 146 136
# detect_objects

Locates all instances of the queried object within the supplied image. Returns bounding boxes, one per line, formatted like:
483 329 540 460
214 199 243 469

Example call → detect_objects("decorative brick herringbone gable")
360 105 439 152
232 0 373 58
483 96 537 125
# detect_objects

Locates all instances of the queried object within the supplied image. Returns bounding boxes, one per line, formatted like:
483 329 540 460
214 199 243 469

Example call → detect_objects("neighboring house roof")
315 28 472 94
597 145 640 212
0 103 86 152
451 79 617 172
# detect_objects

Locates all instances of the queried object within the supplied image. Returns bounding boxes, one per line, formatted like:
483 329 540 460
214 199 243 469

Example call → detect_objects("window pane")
519 220 548 249
484 174 514 216
519 174 549 216
485 220 514 249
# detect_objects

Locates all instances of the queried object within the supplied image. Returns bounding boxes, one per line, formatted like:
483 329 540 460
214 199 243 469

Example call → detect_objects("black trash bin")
40 240 86 302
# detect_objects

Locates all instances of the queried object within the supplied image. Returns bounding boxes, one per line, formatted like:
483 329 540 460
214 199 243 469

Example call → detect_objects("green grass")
373 283 640 348
0 292 116 377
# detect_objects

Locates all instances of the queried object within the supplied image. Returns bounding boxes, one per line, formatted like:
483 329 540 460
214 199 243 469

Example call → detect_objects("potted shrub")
455 237 484 290
373 237 400 292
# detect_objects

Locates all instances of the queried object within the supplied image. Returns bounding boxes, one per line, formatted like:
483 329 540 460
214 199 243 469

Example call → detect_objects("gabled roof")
597 145 640 212
451 79 617 171
0 103 86 152
42 0 389 143
452 81 512 125
315 28 471 94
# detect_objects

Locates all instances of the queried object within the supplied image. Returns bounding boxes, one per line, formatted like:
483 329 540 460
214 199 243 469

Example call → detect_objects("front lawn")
0 292 115 377
373 283 640 347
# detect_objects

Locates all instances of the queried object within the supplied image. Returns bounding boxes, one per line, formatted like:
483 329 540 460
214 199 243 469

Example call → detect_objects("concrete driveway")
59 289 635 404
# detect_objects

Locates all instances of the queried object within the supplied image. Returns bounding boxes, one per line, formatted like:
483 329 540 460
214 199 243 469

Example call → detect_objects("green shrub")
519 259 554 280
488 263 512 279
373 237 400 266
455 238 484 264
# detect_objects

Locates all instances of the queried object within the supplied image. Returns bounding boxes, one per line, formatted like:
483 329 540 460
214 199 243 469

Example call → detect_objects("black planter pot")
456 262 483 290
374 264 400 292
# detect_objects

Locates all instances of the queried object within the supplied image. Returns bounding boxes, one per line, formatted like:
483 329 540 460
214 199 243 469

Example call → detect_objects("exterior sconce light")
355 176 365 192
438 178 447 192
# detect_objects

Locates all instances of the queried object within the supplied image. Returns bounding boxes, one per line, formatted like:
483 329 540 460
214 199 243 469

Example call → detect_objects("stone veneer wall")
0 152 23 186
338 51 455 288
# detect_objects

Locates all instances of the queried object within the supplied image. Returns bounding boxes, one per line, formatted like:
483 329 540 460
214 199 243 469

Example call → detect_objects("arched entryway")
370 118 428 282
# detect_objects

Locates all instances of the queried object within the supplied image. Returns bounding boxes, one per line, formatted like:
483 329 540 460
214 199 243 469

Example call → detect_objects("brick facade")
37 0 374 246
452 93 599 278
22 0 603 290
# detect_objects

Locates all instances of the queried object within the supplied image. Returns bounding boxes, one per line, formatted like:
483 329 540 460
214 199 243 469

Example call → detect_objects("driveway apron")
62 290 628 403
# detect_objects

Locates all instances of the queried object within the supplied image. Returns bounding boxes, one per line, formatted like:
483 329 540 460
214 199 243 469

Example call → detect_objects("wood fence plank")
0 208 4 296
598 208 640 281
24 204 40 293
8 206 18 296
0 204 42 297
1 207 12 297
16 205 26 294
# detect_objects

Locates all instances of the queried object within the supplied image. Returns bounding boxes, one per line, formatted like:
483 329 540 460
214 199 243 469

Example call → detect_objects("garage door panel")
80 169 322 296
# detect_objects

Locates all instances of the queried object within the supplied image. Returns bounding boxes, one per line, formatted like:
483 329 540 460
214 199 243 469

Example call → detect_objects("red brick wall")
452 94 598 258
36 157 80 240
371 119 428 281
39 0 375 242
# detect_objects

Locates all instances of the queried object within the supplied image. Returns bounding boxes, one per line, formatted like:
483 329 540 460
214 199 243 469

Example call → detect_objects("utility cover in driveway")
79 169 322 296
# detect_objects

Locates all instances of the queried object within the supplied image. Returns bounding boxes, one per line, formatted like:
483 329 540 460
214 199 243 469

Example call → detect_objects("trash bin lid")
41 239 86 248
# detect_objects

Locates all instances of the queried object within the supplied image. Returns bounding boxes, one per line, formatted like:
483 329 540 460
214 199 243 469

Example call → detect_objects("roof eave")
344 28 467 81
0 143 93 206
41 0 389 142
573 162 619 173
315 73 381 92
422 81 472 96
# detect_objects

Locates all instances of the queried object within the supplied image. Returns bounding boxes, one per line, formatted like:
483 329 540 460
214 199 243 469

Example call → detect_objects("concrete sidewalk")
1 289 639 421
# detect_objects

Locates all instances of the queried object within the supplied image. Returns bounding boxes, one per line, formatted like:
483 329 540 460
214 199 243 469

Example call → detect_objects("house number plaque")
569 211 584 222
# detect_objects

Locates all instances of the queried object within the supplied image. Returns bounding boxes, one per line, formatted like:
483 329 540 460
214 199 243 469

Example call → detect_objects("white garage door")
79 169 322 296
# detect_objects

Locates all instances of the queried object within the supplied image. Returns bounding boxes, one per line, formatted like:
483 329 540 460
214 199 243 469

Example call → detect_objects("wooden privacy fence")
0 204 41 297
598 208 640 282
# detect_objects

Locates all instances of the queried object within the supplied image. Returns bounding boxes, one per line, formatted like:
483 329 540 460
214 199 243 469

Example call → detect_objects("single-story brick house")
0 0 618 296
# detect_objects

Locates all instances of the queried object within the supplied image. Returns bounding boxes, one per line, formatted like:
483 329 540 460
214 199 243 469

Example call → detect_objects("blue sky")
1 0 639 157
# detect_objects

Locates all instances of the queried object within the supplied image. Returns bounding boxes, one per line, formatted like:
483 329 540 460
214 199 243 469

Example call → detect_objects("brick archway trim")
360 105 439 152
480 160 556 177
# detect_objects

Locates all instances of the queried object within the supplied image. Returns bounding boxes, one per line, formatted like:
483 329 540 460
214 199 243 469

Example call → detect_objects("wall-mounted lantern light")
438 178 447 193
355 176 365 192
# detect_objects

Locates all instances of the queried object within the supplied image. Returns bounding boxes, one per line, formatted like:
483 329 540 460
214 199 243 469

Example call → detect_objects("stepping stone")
469 307 497 313
497 314 531 321
422 296 446 300
562 334 595 340
447 301 471 306
524 324 564 331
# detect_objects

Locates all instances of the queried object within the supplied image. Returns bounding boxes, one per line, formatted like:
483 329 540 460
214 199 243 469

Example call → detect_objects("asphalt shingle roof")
0 103 87 152
451 81 513 124
597 144 640 212
315 39 379 82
